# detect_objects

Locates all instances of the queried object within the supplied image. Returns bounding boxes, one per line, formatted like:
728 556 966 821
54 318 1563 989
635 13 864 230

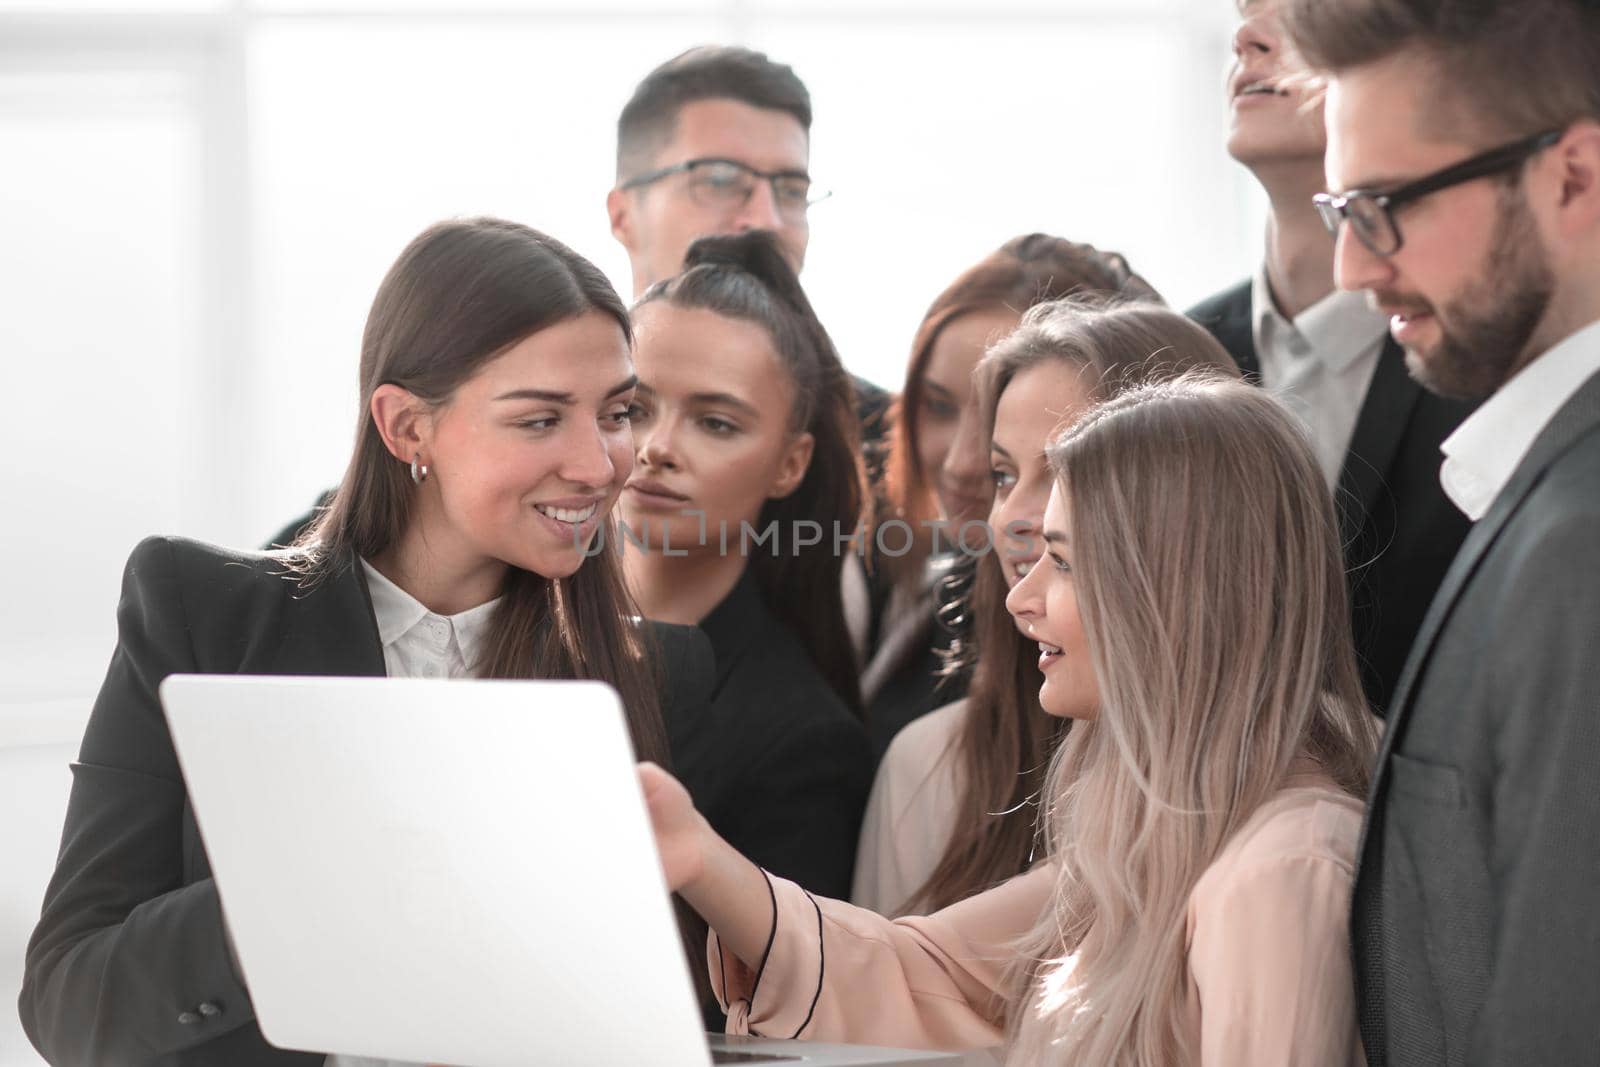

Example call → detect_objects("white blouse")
360 559 498 680
852 699 968 916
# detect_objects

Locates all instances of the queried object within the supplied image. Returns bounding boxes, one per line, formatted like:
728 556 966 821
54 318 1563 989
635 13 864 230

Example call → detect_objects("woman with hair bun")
622 230 873 903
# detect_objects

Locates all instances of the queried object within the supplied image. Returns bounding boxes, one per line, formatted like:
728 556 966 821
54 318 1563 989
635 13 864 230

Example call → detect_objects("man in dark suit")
1285 0 1600 1062
1189 0 1474 716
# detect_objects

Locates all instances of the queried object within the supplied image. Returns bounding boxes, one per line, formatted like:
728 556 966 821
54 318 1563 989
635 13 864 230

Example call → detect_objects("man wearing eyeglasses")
606 45 889 456
1284 1 1600 1064
1188 0 1474 718
608 45 818 298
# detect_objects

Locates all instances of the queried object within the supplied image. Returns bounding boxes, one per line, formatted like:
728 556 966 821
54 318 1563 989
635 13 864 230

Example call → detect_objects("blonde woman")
853 299 1237 917
640 329 1379 1066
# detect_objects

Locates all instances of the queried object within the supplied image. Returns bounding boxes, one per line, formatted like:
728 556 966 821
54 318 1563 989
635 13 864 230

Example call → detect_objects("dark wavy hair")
637 229 866 712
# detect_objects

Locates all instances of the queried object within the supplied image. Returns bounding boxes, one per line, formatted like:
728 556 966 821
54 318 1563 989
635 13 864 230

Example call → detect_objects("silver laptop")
160 675 978 1067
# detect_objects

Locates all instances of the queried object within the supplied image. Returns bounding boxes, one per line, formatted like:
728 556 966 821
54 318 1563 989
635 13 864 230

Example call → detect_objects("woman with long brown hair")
621 229 873 902
642 306 1382 1066
854 295 1237 916
20 217 717 1067
862 235 1160 755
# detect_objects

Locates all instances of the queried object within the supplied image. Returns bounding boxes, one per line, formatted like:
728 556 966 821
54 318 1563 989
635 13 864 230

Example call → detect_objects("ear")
606 187 636 250
767 431 815 501
1551 120 1600 238
370 384 434 467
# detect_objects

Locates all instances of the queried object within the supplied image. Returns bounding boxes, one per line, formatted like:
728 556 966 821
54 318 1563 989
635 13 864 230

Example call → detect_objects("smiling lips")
1377 299 1436 344
1233 78 1287 102
535 500 600 525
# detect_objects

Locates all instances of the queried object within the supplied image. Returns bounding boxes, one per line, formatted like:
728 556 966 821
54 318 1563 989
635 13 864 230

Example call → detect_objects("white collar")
1439 318 1600 521
1251 262 1388 374
360 559 500 665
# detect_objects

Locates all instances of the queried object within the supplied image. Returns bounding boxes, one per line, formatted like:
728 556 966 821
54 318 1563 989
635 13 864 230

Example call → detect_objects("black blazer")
694 572 874 900
1351 369 1600 1064
1189 280 1477 714
18 536 718 1067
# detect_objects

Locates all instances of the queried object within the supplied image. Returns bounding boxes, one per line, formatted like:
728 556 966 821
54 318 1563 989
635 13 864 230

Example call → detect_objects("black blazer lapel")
266 552 388 677
1336 340 1423 547
1187 279 1261 382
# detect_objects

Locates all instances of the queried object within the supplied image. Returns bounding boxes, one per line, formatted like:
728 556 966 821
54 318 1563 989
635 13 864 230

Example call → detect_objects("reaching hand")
638 761 705 892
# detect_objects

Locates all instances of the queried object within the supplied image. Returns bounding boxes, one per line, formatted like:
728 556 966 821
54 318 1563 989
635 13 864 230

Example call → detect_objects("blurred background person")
607 44 891 443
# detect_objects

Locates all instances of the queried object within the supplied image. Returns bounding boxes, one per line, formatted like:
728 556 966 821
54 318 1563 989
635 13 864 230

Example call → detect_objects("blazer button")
199 1001 223 1017
177 1012 201 1025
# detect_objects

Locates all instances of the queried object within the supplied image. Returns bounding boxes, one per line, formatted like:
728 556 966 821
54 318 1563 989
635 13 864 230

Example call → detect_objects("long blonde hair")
1006 374 1379 1066
905 300 1236 915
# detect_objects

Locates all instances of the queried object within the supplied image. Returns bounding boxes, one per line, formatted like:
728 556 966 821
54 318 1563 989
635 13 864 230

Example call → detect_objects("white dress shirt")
360 559 498 680
1252 263 1390 487
1439 318 1600 521
323 563 499 1067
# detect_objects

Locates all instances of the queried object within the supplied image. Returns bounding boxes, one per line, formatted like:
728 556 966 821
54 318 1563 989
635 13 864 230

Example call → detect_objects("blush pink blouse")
711 779 1365 1066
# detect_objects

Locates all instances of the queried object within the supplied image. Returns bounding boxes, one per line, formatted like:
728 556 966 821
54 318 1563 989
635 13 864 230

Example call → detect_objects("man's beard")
1385 186 1556 401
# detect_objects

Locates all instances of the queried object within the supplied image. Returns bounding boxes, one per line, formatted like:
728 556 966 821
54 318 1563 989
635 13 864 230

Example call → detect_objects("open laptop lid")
160 674 711 1067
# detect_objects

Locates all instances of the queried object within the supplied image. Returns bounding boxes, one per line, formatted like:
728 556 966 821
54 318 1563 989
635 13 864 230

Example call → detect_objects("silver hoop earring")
410 455 429 485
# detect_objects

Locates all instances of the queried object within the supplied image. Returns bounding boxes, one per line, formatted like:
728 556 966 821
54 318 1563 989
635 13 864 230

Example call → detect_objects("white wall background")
0 2 1264 1062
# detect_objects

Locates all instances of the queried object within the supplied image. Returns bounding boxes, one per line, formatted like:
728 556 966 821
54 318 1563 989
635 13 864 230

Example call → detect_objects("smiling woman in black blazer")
18 218 721 1067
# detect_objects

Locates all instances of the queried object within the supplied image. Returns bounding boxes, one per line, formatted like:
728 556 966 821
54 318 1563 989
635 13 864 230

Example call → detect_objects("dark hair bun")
681 231 819 321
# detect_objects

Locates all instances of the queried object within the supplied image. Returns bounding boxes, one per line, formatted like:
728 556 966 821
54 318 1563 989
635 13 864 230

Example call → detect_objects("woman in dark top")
620 231 873 901
19 218 720 1067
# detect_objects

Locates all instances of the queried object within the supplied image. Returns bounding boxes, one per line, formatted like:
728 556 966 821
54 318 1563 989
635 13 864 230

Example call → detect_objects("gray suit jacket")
1353 367 1600 1065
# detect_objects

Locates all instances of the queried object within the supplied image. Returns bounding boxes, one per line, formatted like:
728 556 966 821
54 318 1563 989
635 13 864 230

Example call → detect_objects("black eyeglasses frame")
618 157 831 215
1312 128 1563 257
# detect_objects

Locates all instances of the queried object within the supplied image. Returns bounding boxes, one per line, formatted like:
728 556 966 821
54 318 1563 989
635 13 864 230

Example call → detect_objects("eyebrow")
1333 162 1446 195
925 381 957 401
1331 175 1408 196
493 375 638 404
687 391 761 419
1043 530 1070 546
